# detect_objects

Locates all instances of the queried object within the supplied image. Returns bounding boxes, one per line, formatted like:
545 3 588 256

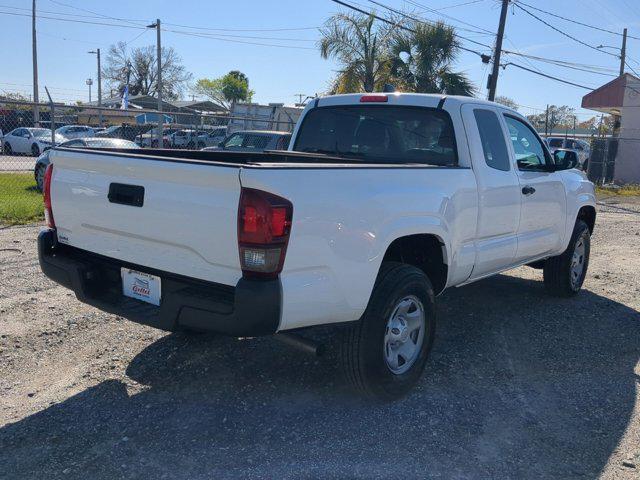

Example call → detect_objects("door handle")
522 185 536 195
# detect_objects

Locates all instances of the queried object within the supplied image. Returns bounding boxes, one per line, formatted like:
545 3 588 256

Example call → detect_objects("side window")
473 108 510 171
224 133 244 148
503 115 549 170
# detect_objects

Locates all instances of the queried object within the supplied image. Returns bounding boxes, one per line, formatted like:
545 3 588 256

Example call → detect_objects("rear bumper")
38 229 281 336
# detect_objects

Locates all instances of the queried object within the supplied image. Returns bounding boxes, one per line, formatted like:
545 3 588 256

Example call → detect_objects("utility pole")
148 19 162 141
294 93 305 106
488 0 509 101
32 0 40 126
620 28 627 77
89 49 103 125
544 104 549 137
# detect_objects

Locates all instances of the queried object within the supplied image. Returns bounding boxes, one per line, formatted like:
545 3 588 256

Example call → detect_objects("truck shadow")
2 274 639 479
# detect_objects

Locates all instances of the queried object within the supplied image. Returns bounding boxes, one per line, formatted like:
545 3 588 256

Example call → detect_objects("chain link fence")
0 99 298 224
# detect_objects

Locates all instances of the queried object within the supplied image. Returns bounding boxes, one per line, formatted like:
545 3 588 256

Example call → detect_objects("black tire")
4 142 12 155
340 262 436 401
543 220 591 297
31 143 40 157
35 163 46 192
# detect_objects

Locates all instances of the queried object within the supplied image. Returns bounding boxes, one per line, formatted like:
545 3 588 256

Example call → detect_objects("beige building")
582 73 640 184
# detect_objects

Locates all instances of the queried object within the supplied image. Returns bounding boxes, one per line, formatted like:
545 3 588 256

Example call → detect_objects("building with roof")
582 73 640 184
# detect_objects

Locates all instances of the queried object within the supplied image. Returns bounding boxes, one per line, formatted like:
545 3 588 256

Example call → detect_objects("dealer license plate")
121 268 161 306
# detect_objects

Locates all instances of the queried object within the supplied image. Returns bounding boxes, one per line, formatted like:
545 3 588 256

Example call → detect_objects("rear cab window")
473 108 510 171
293 105 458 166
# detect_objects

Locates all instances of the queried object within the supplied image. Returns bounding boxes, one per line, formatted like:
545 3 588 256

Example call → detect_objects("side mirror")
553 149 579 170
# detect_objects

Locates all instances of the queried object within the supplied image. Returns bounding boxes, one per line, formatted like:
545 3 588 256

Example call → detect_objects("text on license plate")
121 268 161 306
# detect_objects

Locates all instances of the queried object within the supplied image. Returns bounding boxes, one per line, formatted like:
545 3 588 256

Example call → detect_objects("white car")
196 127 227 149
55 125 95 140
2 127 67 156
170 129 202 149
39 93 595 400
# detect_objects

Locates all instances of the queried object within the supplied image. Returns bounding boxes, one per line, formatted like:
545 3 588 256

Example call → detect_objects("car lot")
0 198 639 479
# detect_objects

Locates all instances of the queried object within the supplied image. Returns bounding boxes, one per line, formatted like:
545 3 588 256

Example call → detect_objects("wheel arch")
381 233 449 295
577 205 596 234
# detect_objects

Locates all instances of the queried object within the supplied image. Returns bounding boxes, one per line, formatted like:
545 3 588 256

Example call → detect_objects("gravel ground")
1 198 639 479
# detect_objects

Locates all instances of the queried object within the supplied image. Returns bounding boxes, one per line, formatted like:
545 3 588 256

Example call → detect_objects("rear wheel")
543 220 591 297
31 143 40 157
340 262 436 401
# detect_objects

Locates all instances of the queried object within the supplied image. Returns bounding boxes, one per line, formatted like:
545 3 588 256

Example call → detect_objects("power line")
0 4 320 32
436 0 486 10
512 3 619 58
503 62 595 90
502 50 618 77
329 0 489 57
513 1 640 41
365 0 493 48
365 0 492 36
0 10 318 50
403 0 494 34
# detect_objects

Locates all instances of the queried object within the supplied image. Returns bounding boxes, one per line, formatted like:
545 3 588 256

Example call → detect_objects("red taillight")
43 164 55 228
360 95 388 102
238 188 293 278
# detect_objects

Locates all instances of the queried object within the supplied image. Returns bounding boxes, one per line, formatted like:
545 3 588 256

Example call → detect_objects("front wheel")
543 220 591 297
340 262 436 401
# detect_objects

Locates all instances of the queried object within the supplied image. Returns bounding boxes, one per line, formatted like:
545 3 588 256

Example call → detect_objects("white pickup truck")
39 93 596 400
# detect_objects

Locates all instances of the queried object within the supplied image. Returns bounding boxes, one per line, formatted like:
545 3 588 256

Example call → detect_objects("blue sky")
1 0 639 120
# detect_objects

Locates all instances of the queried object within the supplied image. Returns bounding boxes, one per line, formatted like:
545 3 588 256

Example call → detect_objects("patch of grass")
0 173 43 225
596 184 640 197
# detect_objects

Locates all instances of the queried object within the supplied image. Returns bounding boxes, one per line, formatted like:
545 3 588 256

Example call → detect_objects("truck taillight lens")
238 187 293 278
43 164 55 229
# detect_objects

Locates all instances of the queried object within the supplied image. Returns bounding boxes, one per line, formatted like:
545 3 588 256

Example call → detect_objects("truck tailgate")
49 149 243 286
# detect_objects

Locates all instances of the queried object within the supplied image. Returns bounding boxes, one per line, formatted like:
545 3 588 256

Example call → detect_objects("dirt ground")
1 197 639 479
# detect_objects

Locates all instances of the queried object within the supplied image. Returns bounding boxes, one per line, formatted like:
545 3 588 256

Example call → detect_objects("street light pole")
88 49 103 125
32 0 40 126
148 19 162 144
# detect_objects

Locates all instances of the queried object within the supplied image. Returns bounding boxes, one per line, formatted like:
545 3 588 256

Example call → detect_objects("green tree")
193 71 253 110
389 21 474 96
319 12 397 93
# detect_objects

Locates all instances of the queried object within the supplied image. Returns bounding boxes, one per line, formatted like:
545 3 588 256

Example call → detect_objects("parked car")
55 125 95 140
2 127 67 156
95 124 154 142
170 129 205 149
137 128 180 148
38 93 595 400
196 127 227 149
34 137 139 191
545 137 590 169
202 130 291 152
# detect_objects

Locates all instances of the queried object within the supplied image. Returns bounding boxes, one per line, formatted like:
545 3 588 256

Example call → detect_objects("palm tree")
319 12 397 93
389 22 475 96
